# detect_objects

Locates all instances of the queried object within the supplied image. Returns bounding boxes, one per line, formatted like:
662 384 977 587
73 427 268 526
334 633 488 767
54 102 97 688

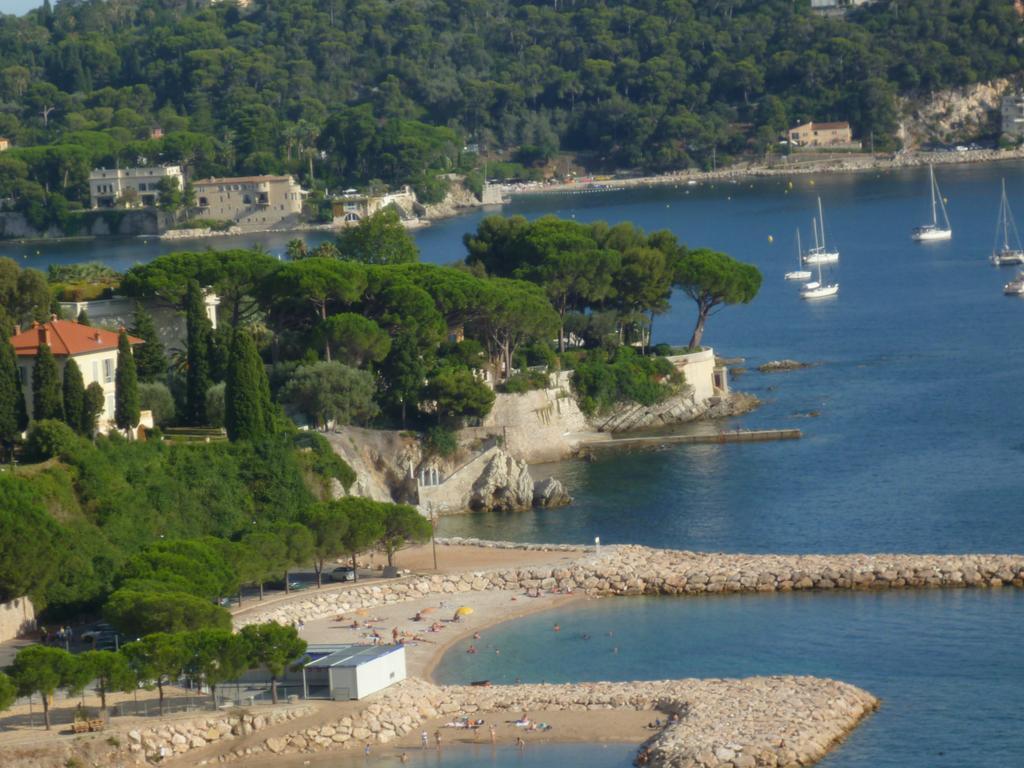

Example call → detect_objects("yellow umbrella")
455 606 474 617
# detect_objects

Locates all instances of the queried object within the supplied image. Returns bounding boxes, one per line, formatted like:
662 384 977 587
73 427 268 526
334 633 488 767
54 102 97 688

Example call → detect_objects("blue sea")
14 161 1024 766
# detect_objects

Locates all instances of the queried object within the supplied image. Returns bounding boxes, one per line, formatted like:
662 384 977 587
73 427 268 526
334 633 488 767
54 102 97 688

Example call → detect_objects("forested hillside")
0 0 1021 222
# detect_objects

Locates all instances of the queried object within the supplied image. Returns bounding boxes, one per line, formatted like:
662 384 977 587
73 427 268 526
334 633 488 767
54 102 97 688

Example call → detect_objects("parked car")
330 566 356 582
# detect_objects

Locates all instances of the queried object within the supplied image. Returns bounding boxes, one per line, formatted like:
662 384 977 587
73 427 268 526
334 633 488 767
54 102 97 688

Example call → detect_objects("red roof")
10 320 143 358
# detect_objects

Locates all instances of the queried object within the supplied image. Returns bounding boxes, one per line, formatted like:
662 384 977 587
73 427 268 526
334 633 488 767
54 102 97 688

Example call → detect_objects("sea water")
432 589 1024 767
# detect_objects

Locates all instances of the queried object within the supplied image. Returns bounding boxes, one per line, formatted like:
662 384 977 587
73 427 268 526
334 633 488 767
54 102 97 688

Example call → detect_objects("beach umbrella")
455 606 474 617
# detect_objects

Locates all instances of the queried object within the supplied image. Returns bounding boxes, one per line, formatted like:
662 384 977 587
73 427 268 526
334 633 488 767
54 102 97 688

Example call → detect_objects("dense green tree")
0 335 28 451
336 497 386 581
377 502 432 567
377 331 426 428
104 589 231 637
224 330 273 442
184 280 212 425
114 329 140 434
674 249 763 349
76 308 90 326
0 672 16 713
279 361 378 429
302 501 350 588
121 633 188 715
182 629 250 706
239 530 287 600
79 650 135 710
61 358 85 434
337 208 419 265
82 381 104 437
316 313 391 368
129 303 167 383
0 474 60 603
422 366 495 425
9 645 75 729
239 623 307 704
138 381 175 426
31 342 63 422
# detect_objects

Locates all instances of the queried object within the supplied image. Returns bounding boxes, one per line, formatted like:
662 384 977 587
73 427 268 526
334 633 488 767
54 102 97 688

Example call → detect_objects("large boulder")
469 451 535 511
533 477 572 508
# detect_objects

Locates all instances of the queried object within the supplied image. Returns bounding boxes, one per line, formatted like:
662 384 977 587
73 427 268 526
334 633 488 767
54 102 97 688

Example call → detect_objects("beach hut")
301 644 406 700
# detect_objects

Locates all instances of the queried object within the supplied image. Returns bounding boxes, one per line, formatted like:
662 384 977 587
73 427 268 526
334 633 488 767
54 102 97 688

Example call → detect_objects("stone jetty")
217 676 877 767
238 540 1024 628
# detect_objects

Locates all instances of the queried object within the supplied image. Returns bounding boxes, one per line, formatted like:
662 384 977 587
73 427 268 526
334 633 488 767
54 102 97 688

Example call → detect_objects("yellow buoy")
768 235 774 243
809 180 815 186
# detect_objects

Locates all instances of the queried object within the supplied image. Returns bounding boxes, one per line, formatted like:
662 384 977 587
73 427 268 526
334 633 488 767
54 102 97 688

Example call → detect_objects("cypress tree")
114 330 140 434
129 303 166 383
224 329 273 441
31 343 63 421
76 309 90 326
82 382 105 438
0 336 28 448
185 281 212 425
61 359 85 434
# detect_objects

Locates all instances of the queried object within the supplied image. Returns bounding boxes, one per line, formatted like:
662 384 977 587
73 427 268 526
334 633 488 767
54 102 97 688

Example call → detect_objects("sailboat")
1003 271 1024 296
800 252 839 299
802 197 839 264
785 229 812 280
911 165 952 241
991 179 1024 266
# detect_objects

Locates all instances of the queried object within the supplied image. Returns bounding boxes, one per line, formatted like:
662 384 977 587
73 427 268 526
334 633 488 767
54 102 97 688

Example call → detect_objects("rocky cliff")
901 78 1012 148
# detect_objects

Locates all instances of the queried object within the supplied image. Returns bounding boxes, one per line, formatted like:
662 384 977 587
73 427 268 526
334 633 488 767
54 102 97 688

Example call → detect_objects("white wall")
353 648 407 699
0 596 35 642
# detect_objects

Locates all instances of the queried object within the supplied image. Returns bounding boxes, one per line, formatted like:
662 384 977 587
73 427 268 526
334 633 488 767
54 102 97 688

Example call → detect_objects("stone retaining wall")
216 676 876 768
2 705 312 768
237 543 1024 628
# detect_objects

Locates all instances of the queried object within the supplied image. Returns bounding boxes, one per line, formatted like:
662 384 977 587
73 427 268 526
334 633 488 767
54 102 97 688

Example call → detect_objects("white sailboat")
991 179 1024 266
1004 271 1024 296
800 254 839 299
785 229 812 280
802 197 839 264
911 165 952 241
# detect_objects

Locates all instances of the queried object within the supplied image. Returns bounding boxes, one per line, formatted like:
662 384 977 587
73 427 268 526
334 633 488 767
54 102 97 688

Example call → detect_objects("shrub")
24 420 87 462
138 382 175 427
502 369 549 394
572 348 681 415
423 426 457 458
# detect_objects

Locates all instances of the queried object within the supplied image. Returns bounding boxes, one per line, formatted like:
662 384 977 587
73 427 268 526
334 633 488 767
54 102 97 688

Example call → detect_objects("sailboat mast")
930 166 938 226
1003 180 1010 251
818 197 827 250
812 217 820 250
796 228 802 266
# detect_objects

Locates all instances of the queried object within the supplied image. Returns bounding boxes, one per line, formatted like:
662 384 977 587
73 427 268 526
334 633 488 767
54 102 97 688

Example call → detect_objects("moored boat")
991 179 1024 266
911 165 952 242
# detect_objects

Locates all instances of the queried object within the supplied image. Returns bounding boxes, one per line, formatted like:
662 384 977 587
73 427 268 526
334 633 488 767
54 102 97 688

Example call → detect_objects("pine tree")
224 329 273 441
61 359 85 434
31 343 63 422
185 281 212 425
0 336 28 448
129 303 166 383
114 330 140 434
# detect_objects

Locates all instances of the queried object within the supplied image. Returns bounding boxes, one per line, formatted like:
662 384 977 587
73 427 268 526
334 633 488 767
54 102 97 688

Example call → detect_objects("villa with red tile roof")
10 319 145 434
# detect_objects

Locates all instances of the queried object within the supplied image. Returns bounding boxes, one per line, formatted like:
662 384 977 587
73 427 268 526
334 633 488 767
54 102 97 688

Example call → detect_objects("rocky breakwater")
235 543 1024 629
217 676 875 767
587 547 1024 596
2 705 312 768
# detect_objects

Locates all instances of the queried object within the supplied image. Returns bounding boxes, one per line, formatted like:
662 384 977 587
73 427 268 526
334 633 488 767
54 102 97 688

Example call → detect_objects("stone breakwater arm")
235 544 1024 628
224 676 877 768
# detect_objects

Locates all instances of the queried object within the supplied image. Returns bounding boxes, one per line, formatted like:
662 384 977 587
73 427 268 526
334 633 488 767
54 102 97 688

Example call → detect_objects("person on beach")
392 627 399 643
420 731 428 749
553 624 560 632
489 724 496 744
400 753 409 763
434 730 442 749
516 736 525 749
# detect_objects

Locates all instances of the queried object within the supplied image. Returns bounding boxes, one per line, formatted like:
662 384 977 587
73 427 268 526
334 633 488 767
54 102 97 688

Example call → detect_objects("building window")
103 358 115 383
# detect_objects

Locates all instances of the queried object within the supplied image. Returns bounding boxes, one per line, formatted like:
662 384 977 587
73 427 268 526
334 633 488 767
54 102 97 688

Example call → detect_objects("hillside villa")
787 121 861 149
89 165 184 208
10 319 151 436
192 175 306 229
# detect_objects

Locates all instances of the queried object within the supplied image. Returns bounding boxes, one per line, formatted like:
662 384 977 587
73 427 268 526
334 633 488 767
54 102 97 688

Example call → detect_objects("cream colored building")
788 122 859 148
193 175 306 228
0 137 9 152
11 320 149 435
330 186 420 225
89 165 184 209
